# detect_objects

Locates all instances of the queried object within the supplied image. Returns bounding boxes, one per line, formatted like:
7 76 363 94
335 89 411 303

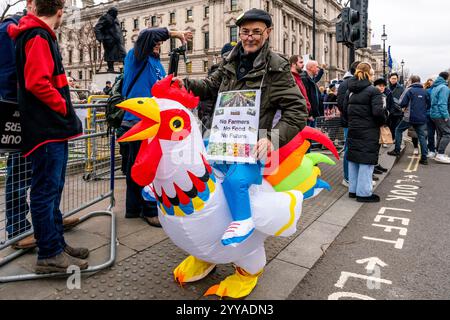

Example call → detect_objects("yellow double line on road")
404 151 420 173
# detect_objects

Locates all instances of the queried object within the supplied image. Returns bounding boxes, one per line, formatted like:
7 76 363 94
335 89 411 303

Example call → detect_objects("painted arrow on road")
356 257 388 272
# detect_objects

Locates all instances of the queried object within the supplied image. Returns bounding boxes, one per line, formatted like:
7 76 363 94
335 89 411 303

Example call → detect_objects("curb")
247 145 405 300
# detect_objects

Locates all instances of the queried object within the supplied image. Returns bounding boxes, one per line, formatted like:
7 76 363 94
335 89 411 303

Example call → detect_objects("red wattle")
131 138 162 186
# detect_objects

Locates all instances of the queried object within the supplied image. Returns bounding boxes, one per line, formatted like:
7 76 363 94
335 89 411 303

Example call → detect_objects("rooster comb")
151 74 200 109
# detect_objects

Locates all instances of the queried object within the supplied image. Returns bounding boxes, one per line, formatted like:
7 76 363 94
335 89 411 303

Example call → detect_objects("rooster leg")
204 246 265 299
173 256 216 286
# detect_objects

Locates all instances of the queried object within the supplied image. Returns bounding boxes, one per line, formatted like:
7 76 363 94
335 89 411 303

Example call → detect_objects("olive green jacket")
184 41 308 147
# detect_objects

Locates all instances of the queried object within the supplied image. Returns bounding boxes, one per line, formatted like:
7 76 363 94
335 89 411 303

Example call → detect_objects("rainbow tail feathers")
264 127 339 187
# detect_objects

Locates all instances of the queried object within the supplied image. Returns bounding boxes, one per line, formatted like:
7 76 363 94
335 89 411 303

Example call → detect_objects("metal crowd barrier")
0 100 117 283
314 102 345 153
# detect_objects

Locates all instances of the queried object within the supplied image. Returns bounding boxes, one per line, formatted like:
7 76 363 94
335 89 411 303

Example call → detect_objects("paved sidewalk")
0 147 397 300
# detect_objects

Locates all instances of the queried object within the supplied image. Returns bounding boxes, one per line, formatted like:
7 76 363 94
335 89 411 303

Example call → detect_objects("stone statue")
94 7 126 73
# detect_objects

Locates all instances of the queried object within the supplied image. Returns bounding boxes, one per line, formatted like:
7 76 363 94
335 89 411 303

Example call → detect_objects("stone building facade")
61 0 381 88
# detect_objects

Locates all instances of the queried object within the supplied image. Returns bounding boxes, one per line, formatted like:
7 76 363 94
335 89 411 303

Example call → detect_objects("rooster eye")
173 120 182 128
169 116 184 132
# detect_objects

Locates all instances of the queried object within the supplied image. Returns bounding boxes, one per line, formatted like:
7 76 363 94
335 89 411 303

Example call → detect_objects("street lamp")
381 25 387 79
312 0 316 60
401 59 405 86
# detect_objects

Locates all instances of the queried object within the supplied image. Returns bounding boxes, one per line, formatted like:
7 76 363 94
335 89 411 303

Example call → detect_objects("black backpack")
105 62 147 129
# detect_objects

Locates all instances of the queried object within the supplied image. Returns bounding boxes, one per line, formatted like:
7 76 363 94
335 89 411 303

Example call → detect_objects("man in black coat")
387 73 405 140
94 7 126 73
337 60 360 186
301 60 325 127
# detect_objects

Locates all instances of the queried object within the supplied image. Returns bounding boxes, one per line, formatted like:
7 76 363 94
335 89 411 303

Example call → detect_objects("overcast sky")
369 0 450 80
3 0 449 80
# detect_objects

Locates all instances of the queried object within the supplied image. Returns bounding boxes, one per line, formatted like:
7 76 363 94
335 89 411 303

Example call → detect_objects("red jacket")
8 14 82 156
292 71 311 113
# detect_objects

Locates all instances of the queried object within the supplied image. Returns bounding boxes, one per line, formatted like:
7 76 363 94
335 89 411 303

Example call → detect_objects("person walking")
8 0 87 273
430 72 450 163
388 73 405 141
121 27 192 227
343 63 385 203
387 75 430 165
337 61 360 187
423 78 436 158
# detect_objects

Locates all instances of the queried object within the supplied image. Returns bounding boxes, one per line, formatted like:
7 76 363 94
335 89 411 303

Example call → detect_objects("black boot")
357 194 380 203
375 164 388 173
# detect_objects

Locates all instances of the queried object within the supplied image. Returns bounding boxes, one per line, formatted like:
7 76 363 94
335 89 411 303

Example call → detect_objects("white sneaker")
382 144 389 148
341 179 349 188
427 152 436 159
435 154 450 164
413 148 419 155
221 218 255 247
372 181 376 187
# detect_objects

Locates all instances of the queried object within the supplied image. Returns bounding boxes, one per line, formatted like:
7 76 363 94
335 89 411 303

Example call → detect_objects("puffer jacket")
343 77 386 165
430 76 450 119
184 41 308 147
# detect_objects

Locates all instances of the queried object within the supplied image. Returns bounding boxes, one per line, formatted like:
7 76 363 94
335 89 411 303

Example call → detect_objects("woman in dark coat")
343 62 386 203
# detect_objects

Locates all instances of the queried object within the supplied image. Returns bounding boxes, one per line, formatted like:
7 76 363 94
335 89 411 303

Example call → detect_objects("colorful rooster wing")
117 75 339 299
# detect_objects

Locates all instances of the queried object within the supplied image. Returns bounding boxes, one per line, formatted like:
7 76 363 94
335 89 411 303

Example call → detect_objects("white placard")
206 90 261 164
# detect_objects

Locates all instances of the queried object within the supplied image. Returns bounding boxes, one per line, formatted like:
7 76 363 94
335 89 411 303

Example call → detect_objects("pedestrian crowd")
1 2 449 274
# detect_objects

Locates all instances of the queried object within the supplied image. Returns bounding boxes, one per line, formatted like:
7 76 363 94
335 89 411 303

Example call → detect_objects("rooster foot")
173 255 216 285
204 267 263 299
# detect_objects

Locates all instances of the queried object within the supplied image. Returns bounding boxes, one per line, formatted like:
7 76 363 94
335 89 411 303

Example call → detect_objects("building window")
187 9 193 21
283 39 287 55
170 12 176 24
79 49 83 63
283 15 287 27
204 6 209 18
186 61 192 74
291 42 295 55
204 32 209 50
120 21 125 30
78 70 83 80
170 38 176 51
144 17 149 27
265 1 270 11
187 39 193 53
67 71 71 78
151 16 157 27
68 50 73 64
231 0 237 11
230 26 237 42
133 18 139 30
203 61 208 72
292 20 295 31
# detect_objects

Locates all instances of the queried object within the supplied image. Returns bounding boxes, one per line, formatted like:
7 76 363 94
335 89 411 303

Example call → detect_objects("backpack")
105 61 147 129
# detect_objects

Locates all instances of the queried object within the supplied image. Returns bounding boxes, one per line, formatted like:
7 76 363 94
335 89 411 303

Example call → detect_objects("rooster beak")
117 98 161 142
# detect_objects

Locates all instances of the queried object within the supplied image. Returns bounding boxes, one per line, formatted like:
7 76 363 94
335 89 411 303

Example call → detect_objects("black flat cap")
374 78 387 86
236 8 272 27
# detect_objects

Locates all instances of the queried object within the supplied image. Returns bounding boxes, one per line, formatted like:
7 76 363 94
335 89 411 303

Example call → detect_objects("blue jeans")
343 127 349 182
348 161 374 197
6 152 32 239
125 140 157 217
214 163 263 221
427 115 436 153
395 121 428 159
29 142 69 259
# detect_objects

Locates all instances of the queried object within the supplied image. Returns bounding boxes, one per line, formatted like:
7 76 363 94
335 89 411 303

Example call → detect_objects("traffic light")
336 0 369 49
336 7 359 45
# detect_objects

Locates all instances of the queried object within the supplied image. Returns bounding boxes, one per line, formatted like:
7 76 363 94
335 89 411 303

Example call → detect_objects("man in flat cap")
175 8 308 247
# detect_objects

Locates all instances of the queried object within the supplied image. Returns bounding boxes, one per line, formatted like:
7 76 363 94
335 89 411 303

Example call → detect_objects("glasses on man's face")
239 28 267 39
